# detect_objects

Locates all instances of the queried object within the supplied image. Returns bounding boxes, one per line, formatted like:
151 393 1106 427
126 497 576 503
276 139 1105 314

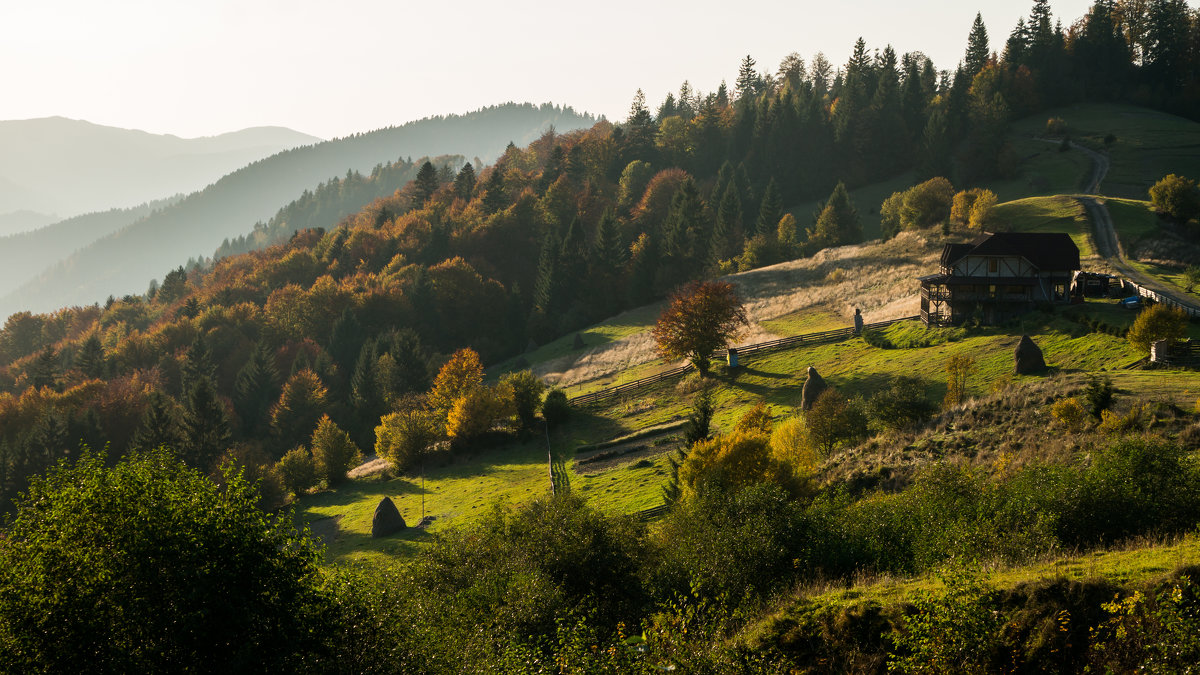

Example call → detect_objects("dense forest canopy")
0 0 1198 515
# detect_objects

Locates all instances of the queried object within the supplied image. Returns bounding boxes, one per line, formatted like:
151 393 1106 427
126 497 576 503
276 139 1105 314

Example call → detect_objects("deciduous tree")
652 280 748 376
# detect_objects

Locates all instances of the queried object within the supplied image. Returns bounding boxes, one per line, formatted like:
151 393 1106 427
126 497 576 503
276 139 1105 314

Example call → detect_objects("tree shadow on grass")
317 515 436 562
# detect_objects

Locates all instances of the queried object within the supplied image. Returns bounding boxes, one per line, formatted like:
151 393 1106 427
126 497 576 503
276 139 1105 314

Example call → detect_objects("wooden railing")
1124 279 1200 318
569 315 920 405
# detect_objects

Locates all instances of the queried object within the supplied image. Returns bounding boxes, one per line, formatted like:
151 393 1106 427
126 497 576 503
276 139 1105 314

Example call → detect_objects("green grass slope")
1025 103 1200 199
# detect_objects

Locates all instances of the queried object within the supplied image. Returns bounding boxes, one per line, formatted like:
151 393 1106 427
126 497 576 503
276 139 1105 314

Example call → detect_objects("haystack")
1014 335 1046 374
371 497 406 538
801 366 828 410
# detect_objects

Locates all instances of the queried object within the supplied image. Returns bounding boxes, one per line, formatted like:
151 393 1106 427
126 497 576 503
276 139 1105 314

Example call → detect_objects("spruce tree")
29 347 59 391
75 335 106 380
234 342 280 437
349 340 383 444
180 334 215 396
755 178 783 238
662 178 706 279
182 378 232 471
964 13 990 79
453 162 476 200
328 309 364 371
735 55 760 100
385 329 430 395
533 229 564 315
558 216 588 311
810 181 862 249
482 165 507 214
132 391 184 452
592 208 627 271
711 183 742 262
413 161 439 206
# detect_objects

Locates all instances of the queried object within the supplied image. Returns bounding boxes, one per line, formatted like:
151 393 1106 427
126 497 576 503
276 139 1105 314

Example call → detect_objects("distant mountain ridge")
0 117 321 220
0 102 596 320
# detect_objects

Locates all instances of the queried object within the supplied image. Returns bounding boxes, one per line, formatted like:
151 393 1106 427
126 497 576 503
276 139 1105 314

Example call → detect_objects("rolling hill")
0 117 321 221
0 102 595 319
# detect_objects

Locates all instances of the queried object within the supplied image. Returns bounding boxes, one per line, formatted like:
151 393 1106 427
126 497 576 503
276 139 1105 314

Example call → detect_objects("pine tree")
591 209 627 316
132 391 184 451
75 335 105 379
234 342 280 437
711 183 742 262
29 347 59 391
755 178 783 238
182 378 231 471
482 165 507 214
271 370 328 454
810 181 862 249
413 161 439 206
180 334 216 395
628 232 661 306
964 13 990 78
328 309 364 371
662 178 706 278
592 208 627 270
735 55 760 100
533 228 564 315
384 329 430 394
453 162 476 200
558 216 589 311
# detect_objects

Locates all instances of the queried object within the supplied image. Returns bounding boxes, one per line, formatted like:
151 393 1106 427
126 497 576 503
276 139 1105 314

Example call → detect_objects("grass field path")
1071 140 1200 314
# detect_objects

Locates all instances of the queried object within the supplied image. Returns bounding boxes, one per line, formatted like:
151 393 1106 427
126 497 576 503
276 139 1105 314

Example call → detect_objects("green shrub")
867 376 936 431
1088 573 1200 672
1058 437 1200 546
276 446 316 496
0 449 331 672
653 482 808 604
310 415 361 486
416 493 649 647
1084 374 1114 418
888 565 1002 674
542 388 571 428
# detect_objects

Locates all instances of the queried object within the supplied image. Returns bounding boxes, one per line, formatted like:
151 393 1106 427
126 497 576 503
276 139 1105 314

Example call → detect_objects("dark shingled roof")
942 232 1080 271
941 243 974 268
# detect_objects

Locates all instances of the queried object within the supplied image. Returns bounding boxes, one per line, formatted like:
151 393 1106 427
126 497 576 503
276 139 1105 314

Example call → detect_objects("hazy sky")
0 0 1136 139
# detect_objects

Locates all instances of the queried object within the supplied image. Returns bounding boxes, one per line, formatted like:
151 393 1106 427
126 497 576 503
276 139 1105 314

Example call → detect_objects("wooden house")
919 232 1080 326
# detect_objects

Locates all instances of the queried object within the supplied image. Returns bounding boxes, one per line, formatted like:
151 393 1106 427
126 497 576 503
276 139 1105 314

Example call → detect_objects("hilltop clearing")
530 231 941 390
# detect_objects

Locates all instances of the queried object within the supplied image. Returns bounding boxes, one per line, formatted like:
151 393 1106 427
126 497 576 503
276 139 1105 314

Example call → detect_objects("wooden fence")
569 315 920 405
1124 279 1200 318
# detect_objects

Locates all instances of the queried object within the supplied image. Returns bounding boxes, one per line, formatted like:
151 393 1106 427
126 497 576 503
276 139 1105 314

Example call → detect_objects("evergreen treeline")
0 0 1198 508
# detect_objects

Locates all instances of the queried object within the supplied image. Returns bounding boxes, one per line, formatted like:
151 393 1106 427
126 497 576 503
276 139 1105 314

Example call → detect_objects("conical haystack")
801 366 828 410
1014 335 1046 374
372 497 406 538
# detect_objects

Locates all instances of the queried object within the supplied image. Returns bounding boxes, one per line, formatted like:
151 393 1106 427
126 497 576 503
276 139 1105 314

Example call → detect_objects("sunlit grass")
992 195 1096 258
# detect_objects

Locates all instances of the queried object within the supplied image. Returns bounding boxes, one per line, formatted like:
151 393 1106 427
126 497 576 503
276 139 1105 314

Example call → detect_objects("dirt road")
1070 141 1200 314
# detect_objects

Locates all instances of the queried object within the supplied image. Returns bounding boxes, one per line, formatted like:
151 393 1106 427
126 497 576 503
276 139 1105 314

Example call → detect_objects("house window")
988 258 998 274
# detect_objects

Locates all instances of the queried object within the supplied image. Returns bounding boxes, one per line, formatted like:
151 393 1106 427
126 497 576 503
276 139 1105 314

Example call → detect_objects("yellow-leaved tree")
428 348 484 417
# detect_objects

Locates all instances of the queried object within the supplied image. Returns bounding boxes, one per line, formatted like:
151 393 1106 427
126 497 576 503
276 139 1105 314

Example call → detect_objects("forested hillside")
3 1 1200 670
0 102 595 318
1 0 1198 510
